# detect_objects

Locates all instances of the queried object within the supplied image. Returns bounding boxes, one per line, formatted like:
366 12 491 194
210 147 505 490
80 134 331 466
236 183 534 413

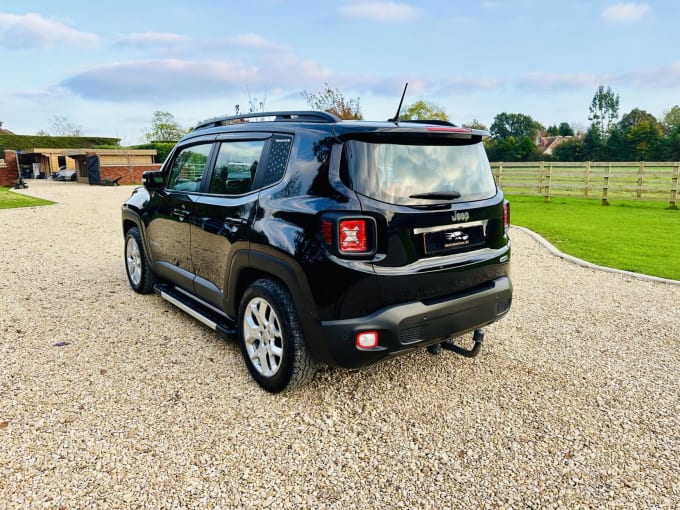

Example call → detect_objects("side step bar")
154 284 238 337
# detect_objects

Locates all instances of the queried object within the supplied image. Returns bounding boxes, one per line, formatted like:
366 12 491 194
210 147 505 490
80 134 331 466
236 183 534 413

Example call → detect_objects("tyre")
124 226 155 294
238 279 317 392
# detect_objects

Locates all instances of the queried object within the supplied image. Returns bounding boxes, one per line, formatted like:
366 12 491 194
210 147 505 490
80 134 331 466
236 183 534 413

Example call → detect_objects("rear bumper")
319 276 512 368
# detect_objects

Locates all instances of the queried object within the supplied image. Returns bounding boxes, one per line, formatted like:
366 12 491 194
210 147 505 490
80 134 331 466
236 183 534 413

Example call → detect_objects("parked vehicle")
53 167 77 181
122 111 512 392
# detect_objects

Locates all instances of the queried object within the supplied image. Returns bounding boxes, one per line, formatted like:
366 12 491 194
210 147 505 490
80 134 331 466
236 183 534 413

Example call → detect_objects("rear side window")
167 143 212 192
343 140 497 205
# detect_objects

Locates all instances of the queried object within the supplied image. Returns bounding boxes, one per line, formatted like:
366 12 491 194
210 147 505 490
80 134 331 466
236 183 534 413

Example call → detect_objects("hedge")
0 134 121 158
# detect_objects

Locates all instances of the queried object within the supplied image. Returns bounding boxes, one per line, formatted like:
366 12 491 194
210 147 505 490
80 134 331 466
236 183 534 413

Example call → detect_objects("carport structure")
61 148 159 184
15 148 77 178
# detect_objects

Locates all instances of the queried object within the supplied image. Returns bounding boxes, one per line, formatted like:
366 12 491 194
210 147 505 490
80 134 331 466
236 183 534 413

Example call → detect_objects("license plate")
423 225 484 255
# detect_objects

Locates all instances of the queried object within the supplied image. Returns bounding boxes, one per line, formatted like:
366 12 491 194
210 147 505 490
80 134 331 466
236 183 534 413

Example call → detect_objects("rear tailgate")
338 127 510 306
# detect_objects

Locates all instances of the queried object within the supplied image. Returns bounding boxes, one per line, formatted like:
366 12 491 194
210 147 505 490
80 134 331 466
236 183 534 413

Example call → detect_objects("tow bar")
427 328 484 358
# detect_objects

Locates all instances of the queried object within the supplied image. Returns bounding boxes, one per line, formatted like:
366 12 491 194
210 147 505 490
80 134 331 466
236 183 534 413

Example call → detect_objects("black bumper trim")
320 276 512 368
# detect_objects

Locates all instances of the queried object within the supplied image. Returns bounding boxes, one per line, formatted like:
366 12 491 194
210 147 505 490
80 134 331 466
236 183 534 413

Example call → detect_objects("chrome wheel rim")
243 297 283 377
126 236 143 286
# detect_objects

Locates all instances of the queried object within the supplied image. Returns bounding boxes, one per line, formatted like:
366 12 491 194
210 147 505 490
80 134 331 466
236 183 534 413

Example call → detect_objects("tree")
35 129 50 136
302 83 363 120
144 111 185 142
462 119 487 130
490 112 544 140
546 125 559 136
558 122 575 136
48 115 82 136
662 105 680 131
552 138 586 161
618 108 659 132
398 100 448 121
588 85 619 136
235 86 267 115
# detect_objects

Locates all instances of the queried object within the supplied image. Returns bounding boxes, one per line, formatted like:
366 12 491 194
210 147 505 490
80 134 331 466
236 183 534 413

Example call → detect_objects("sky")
1 0 679 145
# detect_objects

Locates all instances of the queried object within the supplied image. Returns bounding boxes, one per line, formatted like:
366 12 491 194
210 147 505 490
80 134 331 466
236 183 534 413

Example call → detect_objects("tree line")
26 84 680 163
483 86 680 162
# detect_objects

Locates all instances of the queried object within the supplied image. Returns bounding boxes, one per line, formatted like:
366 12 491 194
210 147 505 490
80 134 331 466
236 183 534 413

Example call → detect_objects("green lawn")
507 195 680 281
0 186 55 209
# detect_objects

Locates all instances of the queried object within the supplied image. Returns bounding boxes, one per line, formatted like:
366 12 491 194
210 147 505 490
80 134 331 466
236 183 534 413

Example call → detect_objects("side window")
167 143 212 192
209 140 266 195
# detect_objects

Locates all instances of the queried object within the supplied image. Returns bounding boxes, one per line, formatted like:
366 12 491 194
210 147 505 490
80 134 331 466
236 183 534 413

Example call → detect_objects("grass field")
0 186 55 209
507 195 680 280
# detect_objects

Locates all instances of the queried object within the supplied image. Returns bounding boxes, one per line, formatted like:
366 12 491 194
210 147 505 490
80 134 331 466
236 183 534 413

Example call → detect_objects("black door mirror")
142 171 164 191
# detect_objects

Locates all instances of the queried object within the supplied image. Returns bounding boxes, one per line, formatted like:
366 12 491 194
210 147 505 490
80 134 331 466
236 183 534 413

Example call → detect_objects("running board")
154 284 238 337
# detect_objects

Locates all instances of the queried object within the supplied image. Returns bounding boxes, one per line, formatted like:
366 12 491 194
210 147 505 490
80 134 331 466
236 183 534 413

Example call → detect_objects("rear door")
191 133 292 309
340 129 509 306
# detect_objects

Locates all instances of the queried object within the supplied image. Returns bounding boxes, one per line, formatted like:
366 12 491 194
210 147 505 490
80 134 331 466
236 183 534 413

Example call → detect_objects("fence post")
671 162 679 209
544 162 552 202
497 162 503 187
538 161 544 196
584 161 591 197
602 162 611 206
637 161 644 200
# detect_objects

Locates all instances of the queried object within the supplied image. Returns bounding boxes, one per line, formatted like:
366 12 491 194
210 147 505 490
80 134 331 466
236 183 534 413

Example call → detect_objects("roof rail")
192 110 340 131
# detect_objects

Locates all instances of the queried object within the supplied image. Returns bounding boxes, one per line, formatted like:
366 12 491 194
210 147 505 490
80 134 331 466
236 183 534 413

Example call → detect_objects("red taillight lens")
356 331 379 349
503 201 510 233
339 219 367 253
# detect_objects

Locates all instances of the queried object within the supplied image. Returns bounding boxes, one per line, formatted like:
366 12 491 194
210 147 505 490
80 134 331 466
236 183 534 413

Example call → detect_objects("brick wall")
99 164 162 185
0 150 18 187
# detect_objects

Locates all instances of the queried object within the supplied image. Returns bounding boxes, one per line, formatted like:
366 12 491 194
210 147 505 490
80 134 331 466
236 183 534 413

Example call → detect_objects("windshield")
343 139 497 205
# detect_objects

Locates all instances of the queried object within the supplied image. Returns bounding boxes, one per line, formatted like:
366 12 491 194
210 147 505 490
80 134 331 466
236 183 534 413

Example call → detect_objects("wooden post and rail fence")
491 161 680 209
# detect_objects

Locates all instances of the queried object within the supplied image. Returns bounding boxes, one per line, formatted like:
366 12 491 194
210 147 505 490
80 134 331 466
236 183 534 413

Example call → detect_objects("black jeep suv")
122 111 512 392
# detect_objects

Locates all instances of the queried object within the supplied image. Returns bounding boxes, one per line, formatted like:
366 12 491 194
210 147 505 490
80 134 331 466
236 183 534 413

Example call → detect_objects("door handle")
172 207 190 221
224 217 248 226
223 217 248 232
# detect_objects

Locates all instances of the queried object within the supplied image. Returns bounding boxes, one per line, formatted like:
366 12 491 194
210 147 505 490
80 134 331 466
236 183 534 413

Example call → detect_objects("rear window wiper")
409 191 461 200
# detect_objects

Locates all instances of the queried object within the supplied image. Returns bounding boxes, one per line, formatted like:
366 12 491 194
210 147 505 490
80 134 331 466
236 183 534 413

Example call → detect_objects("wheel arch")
226 247 332 365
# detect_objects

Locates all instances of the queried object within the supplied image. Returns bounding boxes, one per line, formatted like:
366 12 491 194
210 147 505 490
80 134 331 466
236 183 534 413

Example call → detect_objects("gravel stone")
1 180 678 509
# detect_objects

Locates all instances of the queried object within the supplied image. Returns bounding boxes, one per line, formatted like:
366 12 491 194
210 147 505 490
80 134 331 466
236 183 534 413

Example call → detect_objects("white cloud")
223 33 284 51
0 12 98 49
116 32 190 46
601 3 651 24
611 62 680 88
60 56 332 102
338 1 420 22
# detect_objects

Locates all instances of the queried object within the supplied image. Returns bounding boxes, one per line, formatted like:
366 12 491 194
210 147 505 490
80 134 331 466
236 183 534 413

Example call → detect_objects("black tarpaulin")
86 155 100 184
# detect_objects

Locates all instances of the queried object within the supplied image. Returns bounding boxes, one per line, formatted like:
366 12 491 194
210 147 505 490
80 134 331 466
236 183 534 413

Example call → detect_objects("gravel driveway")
1 180 678 509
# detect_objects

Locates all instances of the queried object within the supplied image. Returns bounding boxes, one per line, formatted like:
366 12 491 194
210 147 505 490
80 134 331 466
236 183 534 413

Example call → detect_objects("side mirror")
142 171 164 191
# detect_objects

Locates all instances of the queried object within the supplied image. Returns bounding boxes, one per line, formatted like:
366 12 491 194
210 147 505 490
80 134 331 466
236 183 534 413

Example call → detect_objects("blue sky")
1 1 679 144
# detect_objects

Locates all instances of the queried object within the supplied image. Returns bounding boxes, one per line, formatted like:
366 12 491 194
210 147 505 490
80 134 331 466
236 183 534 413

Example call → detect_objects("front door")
145 141 214 291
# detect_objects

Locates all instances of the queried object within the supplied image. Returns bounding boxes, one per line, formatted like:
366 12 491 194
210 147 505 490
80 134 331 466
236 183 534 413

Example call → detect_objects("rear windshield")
342 139 497 205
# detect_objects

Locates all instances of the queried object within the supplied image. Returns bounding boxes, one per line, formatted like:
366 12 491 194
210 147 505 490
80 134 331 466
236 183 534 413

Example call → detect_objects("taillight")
320 215 376 257
503 201 510 234
339 219 367 253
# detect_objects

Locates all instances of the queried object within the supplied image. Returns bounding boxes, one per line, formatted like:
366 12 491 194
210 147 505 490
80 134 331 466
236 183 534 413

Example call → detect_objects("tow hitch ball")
427 329 484 358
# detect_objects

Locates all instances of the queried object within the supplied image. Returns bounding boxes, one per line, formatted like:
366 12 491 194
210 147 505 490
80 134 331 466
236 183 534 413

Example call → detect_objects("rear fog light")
356 331 379 349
